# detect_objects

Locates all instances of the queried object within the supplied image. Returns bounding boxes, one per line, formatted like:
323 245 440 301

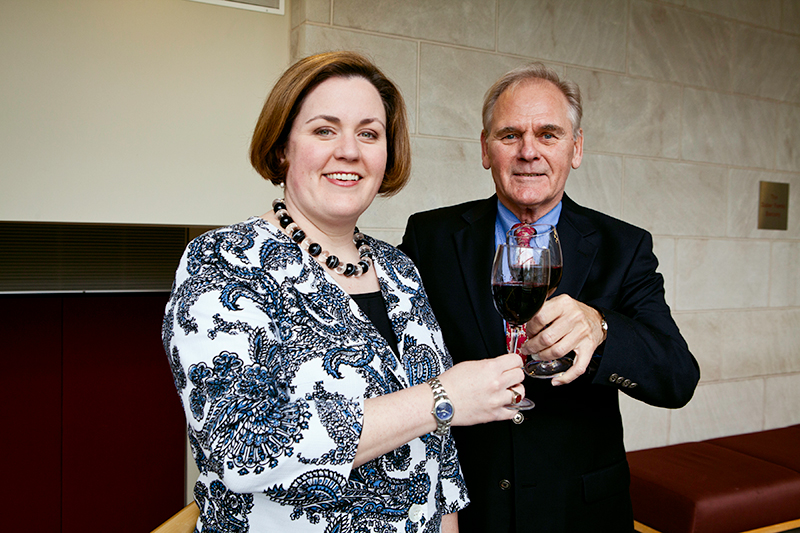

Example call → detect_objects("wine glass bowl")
507 223 563 294
506 224 572 378
491 244 550 410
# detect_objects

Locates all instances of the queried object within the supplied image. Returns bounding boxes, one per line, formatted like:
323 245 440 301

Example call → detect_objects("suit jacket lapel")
555 194 599 299
446 194 598 357
452 197 506 357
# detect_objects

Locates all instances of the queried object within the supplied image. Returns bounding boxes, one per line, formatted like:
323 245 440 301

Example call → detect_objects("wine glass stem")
508 324 525 360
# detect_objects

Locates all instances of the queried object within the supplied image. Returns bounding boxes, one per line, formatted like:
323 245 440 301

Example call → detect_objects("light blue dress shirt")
494 199 562 249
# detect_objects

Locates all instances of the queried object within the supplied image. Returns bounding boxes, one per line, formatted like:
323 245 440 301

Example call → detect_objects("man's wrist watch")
427 377 454 436
597 308 608 343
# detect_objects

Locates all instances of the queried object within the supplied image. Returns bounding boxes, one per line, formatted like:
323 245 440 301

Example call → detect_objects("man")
399 63 700 532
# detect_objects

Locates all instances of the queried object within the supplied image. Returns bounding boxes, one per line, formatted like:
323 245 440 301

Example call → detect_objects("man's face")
481 79 583 222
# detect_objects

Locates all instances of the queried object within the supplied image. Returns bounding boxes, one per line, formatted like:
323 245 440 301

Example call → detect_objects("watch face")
435 401 454 421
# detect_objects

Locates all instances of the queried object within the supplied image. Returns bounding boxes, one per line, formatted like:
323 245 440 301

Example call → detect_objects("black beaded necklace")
272 199 374 278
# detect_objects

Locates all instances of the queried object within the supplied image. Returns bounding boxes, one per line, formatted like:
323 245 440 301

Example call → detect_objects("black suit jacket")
399 194 699 533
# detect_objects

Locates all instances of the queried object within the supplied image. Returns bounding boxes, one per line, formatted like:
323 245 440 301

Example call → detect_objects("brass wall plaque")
758 181 789 230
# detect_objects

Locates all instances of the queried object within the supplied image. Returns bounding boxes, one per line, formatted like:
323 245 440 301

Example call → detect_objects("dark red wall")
1 293 185 532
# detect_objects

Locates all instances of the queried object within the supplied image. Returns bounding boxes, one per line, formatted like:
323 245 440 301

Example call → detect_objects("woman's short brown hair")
250 51 411 196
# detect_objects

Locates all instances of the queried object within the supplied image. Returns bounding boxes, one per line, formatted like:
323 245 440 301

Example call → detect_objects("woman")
163 51 525 532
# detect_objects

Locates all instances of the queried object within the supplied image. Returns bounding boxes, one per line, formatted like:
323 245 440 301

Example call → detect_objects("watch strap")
427 377 453 436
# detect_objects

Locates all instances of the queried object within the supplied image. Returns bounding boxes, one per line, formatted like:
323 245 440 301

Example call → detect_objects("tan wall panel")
0 0 290 226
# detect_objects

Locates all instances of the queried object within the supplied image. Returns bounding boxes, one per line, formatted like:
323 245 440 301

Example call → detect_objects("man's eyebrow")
493 126 519 137
538 124 567 135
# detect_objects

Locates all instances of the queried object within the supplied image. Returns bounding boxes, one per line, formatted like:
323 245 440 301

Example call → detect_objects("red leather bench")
627 425 800 533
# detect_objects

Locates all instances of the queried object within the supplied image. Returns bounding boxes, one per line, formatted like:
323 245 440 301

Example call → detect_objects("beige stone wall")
292 0 800 451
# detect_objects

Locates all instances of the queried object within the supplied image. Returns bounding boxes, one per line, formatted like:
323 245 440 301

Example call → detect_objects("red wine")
548 265 563 290
492 282 548 325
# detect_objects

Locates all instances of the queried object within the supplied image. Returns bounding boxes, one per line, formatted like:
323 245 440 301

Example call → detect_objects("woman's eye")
315 128 333 136
359 131 378 140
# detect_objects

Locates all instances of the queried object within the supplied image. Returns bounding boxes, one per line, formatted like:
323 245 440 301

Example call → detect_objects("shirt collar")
494 199 563 248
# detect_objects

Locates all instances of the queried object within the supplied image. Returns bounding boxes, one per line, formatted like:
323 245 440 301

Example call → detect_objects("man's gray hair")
482 62 583 140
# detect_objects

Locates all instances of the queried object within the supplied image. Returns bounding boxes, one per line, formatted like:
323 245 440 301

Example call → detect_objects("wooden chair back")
151 501 199 533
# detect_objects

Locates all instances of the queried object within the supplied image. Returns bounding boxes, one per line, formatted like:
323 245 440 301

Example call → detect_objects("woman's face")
282 75 388 229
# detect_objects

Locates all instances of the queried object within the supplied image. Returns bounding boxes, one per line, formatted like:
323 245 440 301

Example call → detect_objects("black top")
351 291 399 356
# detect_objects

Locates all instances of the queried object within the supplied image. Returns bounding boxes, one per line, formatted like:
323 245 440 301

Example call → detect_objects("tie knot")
509 223 537 246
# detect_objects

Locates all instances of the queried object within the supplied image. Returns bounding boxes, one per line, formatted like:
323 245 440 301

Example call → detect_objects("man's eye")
542 133 554 140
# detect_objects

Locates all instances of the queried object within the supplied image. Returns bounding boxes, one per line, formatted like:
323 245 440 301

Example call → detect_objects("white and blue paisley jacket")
162 216 469 532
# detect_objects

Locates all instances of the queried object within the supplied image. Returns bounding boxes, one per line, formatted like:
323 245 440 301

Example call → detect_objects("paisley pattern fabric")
163 217 468 532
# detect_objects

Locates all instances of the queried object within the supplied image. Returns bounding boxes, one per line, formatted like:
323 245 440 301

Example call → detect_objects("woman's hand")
354 354 524 466
437 353 525 426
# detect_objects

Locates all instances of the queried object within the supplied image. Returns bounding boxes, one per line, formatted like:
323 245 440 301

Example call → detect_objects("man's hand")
521 294 606 386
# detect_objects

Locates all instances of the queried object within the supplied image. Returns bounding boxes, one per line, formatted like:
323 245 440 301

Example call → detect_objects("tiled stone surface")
291 0 330 27
653 237 676 309
620 394 672 451
770 241 800 307
673 311 722 382
362 228 404 247
186 435 199 504
783 0 800 34
777 103 800 173
688 0 782 30
675 238 771 310
563 153 623 220
732 25 800 104
727 170 799 240
622 158 727 237
568 69 682 159
681 88 778 168
764 373 800 428
418 45 534 139
497 0 627 72
629 1 733 91
332 0 495 50
291 25 418 130
359 138 493 230
679 309 800 381
669 378 765 443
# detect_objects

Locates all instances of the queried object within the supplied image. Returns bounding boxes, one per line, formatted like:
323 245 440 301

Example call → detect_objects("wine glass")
506 224 573 378
507 223 562 294
491 243 550 410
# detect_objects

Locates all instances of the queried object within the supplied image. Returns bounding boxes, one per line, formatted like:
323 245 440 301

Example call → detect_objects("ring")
508 387 522 405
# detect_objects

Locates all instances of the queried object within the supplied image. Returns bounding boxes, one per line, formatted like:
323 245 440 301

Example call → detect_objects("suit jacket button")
616 376 625 384
629 382 638 389
609 373 619 383
622 379 631 387
499 479 511 490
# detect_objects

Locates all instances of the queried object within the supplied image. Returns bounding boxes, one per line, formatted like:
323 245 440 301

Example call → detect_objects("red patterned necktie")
509 222 537 246
505 321 526 355
504 223 537 356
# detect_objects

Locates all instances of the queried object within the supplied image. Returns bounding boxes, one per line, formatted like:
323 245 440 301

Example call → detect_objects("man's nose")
518 135 539 161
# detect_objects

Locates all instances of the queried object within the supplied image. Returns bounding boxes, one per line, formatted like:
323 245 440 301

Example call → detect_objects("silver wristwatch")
427 377 454 436
598 309 608 342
